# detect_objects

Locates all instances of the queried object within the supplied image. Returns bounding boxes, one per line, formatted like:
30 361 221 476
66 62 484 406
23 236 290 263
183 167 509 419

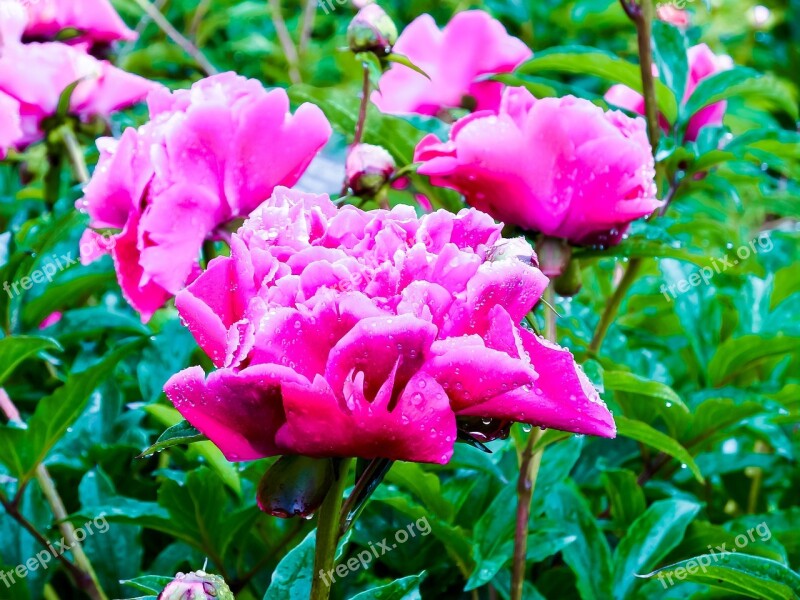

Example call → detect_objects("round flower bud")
346 143 396 195
347 5 398 56
158 571 234 600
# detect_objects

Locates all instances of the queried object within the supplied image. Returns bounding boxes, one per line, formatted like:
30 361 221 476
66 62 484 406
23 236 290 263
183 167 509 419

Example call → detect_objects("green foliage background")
0 0 798 599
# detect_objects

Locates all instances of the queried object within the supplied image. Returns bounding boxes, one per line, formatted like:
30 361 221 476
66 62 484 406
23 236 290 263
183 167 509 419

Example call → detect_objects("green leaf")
517 45 678 123
158 467 258 560
0 340 142 482
683 67 799 124
707 335 800 387
612 499 701 599
545 483 613 600
138 420 207 458
385 462 454 522
263 531 316 600
121 575 175 595
651 21 688 103
0 335 62 386
643 553 800 599
288 84 421 165
349 573 425 599
385 52 430 79
603 371 687 409
601 468 646 530
143 404 241 496
615 416 704 483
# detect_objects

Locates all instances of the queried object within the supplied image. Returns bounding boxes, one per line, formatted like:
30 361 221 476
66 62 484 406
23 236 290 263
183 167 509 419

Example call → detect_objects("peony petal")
164 365 307 461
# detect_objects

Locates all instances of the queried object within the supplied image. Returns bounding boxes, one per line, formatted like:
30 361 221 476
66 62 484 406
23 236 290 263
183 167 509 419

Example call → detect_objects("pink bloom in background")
656 4 690 29
414 87 660 246
372 10 531 116
605 43 733 142
164 187 615 466
79 73 332 322
23 0 136 43
38 311 63 329
0 2 154 156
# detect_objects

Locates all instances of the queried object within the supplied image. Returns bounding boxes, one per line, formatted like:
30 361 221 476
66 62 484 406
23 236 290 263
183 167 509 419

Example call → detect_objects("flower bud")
346 143 395 195
347 5 398 56
158 571 234 600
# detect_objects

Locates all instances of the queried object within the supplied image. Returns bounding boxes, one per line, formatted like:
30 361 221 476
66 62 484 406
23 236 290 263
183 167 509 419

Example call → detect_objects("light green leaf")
642 553 800 599
615 416 704 483
613 499 701 599
518 46 678 122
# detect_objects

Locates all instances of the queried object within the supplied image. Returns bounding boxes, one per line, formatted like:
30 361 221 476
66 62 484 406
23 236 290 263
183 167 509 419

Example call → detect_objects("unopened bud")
158 571 234 600
347 4 398 56
554 256 582 297
346 143 395 195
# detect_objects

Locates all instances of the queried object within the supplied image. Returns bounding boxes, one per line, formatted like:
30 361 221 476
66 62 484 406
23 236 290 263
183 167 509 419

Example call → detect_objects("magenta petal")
424 337 538 412
276 371 456 464
164 364 308 461
521 327 616 437
325 314 437 403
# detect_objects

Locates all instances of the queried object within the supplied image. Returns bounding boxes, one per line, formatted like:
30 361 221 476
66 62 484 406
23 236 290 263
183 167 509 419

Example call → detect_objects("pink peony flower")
605 43 733 142
23 0 136 43
414 87 661 246
79 73 332 322
0 5 156 155
164 187 616 466
371 10 531 116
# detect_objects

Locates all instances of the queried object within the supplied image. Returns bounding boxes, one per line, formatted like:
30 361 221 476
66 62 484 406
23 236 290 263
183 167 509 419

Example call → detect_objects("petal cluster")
371 10 531 116
23 0 136 44
414 87 661 246
164 187 616 466
79 73 332 321
0 3 155 155
605 43 733 142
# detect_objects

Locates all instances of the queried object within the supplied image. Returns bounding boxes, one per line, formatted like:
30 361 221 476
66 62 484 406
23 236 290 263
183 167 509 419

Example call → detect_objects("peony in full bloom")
164 187 616 466
23 0 136 44
414 87 661 246
371 10 531 116
0 3 156 155
79 73 332 322
605 43 733 142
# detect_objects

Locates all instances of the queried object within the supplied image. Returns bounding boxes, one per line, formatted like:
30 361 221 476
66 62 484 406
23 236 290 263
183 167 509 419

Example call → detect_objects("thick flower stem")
310 458 353 600
511 283 558 600
589 0 661 355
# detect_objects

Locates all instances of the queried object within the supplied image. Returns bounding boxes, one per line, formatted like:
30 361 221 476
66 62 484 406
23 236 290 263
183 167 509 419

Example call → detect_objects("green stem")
0 390 108 600
61 127 90 185
310 459 352 600
511 284 558 600
589 0 662 355
588 259 642 354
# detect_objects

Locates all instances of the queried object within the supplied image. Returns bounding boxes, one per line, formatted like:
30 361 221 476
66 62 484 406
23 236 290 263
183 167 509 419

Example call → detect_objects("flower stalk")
589 0 662 355
511 241 564 600
310 459 353 600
